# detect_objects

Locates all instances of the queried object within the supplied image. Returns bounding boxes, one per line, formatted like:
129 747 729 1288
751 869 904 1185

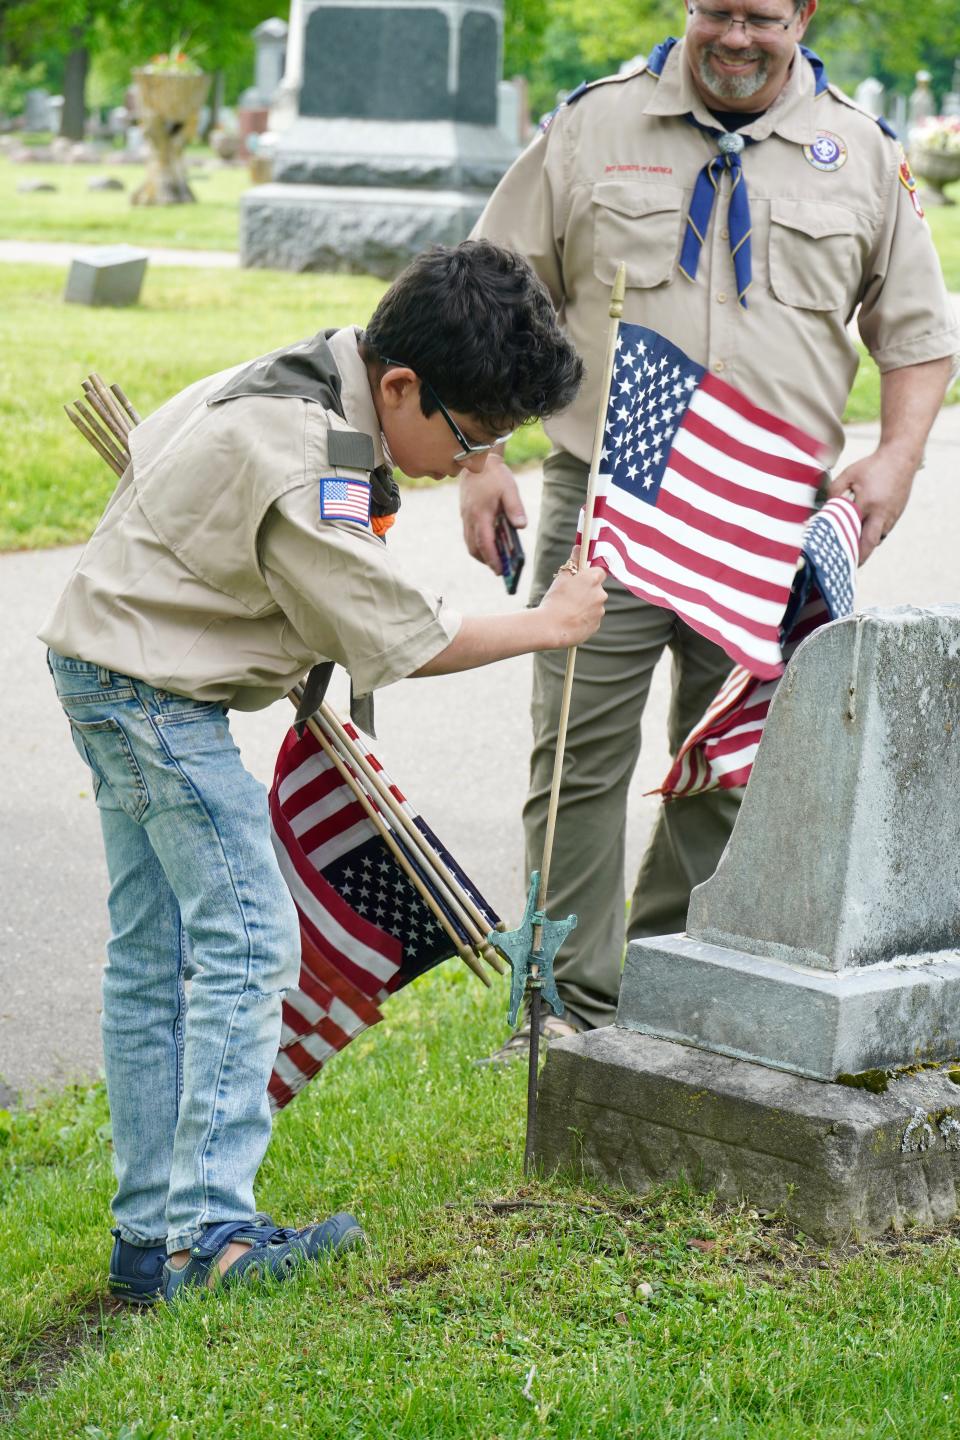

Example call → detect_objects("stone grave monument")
241 0 518 277
536 607 960 1240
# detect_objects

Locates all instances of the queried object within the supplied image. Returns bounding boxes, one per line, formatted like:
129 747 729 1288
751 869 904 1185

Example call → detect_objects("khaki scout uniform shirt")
475 41 960 468
40 328 461 710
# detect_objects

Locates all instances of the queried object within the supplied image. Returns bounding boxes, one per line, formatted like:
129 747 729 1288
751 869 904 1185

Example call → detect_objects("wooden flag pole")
300 709 492 988
522 263 626 1175
537 262 626 931
315 703 507 975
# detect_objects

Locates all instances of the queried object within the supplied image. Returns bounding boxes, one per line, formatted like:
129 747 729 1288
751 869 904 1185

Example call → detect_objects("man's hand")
459 451 527 573
826 448 916 564
829 355 952 564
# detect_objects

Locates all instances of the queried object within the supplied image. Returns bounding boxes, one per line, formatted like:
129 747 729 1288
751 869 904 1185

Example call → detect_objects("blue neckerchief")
648 39 832 309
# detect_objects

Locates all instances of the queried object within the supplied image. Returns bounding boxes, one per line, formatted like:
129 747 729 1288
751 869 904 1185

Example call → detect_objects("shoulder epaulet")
538 61 650 133
824 82 900 143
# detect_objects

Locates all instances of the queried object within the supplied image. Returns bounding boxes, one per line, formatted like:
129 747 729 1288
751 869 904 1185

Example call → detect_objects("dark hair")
360 240 583 431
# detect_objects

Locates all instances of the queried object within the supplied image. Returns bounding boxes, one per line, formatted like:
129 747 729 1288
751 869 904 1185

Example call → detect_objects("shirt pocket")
591 181 685 290
768 198 863 312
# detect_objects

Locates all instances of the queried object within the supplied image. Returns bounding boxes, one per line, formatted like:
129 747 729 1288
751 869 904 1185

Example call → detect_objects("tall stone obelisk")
242 0 518 277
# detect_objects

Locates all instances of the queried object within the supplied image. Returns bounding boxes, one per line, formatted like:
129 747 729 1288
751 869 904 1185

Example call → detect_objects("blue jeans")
47 652 301 1253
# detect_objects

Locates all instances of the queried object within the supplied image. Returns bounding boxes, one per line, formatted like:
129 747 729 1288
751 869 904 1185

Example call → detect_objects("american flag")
319 477 371 525
587 323 827 679
267 721 499 1111
660 497 861 799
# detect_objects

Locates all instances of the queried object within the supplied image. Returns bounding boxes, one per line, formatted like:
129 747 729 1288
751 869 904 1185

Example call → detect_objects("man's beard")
699 44 770 101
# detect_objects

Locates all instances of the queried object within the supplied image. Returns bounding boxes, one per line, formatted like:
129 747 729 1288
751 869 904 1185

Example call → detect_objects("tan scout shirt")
474 42 960 468
40 328 461 709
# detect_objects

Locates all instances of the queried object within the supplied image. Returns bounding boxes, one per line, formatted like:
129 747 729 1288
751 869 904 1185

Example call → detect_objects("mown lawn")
0 156 248 251
3 966 960 1439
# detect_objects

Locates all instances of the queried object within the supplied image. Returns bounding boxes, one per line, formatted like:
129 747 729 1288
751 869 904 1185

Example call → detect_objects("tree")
0 0 289 137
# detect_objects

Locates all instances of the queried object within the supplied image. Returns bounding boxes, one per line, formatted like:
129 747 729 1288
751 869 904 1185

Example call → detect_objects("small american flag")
660 497 861 799
587 323 827 679
319 477 371 525
268 722 498 1110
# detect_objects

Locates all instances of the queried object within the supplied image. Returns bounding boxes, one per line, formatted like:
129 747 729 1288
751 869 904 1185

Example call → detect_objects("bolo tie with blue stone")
679 127 754 307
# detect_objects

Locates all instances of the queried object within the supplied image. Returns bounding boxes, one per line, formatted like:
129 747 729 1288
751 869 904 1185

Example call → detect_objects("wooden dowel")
64 405 125 477
318 704 507 974
74 399 128 472
318 708 500 964
89 371 132 436
81 386 131 458
536 264 626 940
304 715 491 988
112 384 142 426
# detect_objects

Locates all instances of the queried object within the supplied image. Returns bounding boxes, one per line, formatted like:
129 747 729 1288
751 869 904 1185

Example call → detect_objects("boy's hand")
459 452 527 573
535 549 607 649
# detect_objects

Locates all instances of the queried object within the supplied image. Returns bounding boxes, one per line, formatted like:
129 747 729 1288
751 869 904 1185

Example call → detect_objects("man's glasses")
381 357 513 463
687 2 800 37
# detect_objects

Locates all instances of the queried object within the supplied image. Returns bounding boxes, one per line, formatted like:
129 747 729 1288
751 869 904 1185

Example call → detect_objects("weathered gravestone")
64 245 148 307
537 607 960 1240
241 0 518 276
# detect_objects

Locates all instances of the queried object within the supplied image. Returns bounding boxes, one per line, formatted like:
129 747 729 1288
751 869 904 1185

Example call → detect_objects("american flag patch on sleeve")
319 477 371 526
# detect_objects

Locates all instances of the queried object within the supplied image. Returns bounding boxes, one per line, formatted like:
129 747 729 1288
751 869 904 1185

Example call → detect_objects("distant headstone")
64 245 148 307
88 176 125 191
17 180 57 193
244 17 288 108
853 76 884 117
23 89 53 132
909 69 937 134
108 106 130 137
537 608 960 1240
242 0 517 276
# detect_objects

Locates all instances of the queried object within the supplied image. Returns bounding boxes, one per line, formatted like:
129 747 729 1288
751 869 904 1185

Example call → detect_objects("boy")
40 241 606 1304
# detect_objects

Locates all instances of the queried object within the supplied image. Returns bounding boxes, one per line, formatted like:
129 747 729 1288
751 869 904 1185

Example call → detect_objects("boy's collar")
326 326 388 470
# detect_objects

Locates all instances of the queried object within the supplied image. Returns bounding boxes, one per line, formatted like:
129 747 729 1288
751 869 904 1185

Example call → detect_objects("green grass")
0 157 249 251
2 968 960 1437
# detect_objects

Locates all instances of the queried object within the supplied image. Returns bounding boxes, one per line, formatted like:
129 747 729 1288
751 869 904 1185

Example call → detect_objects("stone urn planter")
910 147 960 205
131 68 211 206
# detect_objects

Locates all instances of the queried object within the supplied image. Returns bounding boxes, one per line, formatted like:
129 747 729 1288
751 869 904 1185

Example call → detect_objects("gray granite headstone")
241 0 517 275
64 245 148 306
536 607 960 1239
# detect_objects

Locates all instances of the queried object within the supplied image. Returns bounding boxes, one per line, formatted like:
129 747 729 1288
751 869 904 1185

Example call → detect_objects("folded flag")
268 721 499 1111
585 322 827 679
659 497 861 799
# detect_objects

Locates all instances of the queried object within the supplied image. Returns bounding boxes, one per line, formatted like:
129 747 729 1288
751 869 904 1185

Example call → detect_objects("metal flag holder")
490 263 627 1174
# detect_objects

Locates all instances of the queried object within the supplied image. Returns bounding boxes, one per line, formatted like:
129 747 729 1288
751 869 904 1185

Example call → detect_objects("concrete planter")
132 69 211 206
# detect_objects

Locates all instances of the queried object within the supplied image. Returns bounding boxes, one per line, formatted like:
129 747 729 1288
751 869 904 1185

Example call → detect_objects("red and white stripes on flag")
585 322 827 679
267 721 498 1111
660 497 861 800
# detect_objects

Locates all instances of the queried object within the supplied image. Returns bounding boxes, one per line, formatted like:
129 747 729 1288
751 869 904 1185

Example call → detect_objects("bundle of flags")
268 715 501 1111
584 322 828 679
658 496 861 799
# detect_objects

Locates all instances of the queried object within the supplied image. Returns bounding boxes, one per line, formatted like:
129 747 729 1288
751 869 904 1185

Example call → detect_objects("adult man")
464 1 959 1057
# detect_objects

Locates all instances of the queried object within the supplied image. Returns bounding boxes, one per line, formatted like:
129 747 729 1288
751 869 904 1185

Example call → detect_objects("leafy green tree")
0 0 288 138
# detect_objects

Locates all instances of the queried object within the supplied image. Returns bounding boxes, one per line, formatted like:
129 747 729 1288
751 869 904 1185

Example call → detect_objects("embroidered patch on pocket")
319 477 371 526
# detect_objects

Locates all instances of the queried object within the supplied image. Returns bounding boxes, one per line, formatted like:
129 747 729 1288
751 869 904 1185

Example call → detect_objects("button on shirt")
40 328 461 709
473 41 959 468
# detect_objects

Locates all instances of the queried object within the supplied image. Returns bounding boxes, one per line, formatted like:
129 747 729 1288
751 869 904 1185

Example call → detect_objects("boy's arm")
413 563 606 675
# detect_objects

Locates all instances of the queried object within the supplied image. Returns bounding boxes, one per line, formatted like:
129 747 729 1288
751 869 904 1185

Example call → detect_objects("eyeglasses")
381 357 513 463
687 3 800 37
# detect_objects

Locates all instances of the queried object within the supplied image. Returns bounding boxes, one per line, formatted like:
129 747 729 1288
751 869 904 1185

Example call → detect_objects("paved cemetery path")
0 239 239 268
3 411 960 1105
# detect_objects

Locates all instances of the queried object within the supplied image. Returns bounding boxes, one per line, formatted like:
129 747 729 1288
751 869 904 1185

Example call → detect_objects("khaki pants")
524 450 742 1030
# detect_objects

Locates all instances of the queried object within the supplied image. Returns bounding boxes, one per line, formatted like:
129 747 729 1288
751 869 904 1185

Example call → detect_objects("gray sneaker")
475 1014 580 1067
